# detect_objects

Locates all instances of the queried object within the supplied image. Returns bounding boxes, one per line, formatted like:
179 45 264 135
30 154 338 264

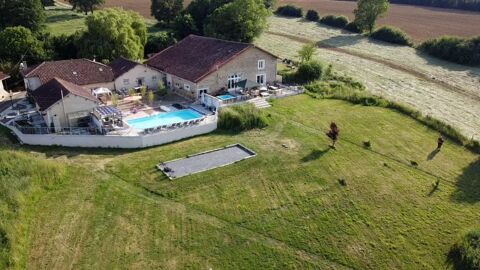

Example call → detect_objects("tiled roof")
146 35 253 83
0 71 10 81
23 59 114 86
31 78 98 111
110 57 140 78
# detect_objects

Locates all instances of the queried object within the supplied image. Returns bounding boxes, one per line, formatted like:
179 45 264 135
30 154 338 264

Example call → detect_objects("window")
227 74 241 90
198 88 208 99
258 60 265 70
256 74 266 85
152 76 157 81
184 84 191 91
123 79 130 85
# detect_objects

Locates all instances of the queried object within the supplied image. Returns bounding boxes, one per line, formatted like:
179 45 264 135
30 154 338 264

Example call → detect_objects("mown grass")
0 96 479 269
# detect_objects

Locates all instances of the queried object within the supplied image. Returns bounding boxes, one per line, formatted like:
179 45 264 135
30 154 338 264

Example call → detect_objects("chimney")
19 61 27 70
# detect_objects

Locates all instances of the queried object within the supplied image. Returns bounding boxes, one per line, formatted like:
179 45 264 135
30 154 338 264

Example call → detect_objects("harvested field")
67 0 480 42
255 16 480 140
278 0 480 42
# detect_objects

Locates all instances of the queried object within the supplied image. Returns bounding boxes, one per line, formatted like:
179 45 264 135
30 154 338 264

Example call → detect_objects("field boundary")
266 31 480 102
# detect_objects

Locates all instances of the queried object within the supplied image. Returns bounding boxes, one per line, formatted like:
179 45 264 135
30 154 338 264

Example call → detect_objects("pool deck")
157 144 256 179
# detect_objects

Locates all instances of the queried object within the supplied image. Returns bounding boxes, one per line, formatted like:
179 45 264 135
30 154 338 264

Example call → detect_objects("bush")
448 229 480 270
305 10 319 21
319 15 349 28
144 32 176 57
344 22 361 33
296 60 332 83
275 5 303 17
419 36 480 66
370 26 413 46
218 103 268 132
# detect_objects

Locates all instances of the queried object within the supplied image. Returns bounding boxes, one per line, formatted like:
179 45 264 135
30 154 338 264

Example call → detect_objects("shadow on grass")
318 34 363 48
46 13 83 24
451 158 480 203
427 148 440 160
301 148 330 162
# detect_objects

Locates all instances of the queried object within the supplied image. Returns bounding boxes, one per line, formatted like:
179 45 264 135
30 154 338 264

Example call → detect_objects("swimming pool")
127 109 203 130
217 94 236 100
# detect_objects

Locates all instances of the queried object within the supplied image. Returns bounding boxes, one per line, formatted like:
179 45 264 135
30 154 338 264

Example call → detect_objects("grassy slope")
2 96 478 269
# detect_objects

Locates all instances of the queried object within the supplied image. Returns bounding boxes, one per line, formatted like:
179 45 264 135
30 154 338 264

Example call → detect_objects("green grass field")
1 95 478 269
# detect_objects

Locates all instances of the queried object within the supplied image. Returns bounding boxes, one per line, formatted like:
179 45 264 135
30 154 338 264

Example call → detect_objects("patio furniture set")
141 117 206 135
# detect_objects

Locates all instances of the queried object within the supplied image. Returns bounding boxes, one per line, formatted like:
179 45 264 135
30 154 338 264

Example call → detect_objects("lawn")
1 95 478 269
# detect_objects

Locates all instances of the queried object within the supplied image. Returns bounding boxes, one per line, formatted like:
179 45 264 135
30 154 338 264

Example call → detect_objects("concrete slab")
157 144 256 179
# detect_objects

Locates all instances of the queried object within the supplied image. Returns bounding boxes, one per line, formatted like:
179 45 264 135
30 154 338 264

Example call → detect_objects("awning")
235 79 260 89
92 87 112 96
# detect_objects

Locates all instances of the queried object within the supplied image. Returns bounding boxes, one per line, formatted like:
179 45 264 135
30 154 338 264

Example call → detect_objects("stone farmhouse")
146 35 278 100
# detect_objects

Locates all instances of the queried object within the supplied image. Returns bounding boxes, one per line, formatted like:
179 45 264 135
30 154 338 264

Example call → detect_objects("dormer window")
258 60 265 70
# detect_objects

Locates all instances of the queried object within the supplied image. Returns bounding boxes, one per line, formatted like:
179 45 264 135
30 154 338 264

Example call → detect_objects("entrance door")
166 74 172 88
198 88 208 99
227 74 241 90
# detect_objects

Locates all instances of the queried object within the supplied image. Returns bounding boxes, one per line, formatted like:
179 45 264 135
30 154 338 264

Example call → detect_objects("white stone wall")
7 118 217 148
114 65 163 91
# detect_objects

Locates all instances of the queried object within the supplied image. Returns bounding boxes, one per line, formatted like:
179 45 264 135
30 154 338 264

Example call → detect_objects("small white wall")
6 118 217 149
0 80 8 101
114 65 163 91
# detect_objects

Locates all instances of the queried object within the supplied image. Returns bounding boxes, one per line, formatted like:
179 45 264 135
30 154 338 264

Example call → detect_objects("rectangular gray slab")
157 144 256 179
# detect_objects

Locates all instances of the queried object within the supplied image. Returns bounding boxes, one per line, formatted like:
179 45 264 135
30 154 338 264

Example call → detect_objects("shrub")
448 229 480 270
275 5 303 17
305 10 319 21
218 103 268 132
370 26 413 46
419 36 480 66
296 60 332 83
319 15 349 28
344 22 361 33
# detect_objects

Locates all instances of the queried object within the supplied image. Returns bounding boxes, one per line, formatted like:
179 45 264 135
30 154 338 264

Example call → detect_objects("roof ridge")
187 34 253 46
23 61 45 77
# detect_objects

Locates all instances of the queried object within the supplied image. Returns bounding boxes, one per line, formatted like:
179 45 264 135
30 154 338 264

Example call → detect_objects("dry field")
85 0 480 42
256 16 480 140
278 0 480 42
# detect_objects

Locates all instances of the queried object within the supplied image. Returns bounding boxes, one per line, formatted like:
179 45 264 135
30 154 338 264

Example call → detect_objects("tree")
204 0 270 42
354 0 389 34
151 0 183 24
111 93 119 107
298 43 316 63
0 27 46 64
140 85 147 99
147 91 155 105
144 33 176 57
69 0 105 15
78 8 147 61
0 0 45 32
186 0 230 35
173 13 198 39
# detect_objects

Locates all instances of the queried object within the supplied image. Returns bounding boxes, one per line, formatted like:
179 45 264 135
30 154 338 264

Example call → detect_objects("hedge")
370 26 413 46
419 36 480 66
218 103 268 132
275 5 303 17
305 10 319 21
319 15 349 28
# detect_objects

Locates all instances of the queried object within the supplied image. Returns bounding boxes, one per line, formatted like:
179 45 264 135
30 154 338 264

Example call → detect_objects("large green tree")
186 0 230 35
79 8 147 61
0 0 45 32
151 0 183 24
0 26 46 64
204 0 269 42
354 0 389 34
173 13 198 39
69 0 105 15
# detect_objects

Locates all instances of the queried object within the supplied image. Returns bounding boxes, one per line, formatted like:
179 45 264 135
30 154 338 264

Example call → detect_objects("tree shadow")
301 148 330 162
427 148 440 161
451 158 480 203
319 34 364 48
45 13 83 24
414 50 480 72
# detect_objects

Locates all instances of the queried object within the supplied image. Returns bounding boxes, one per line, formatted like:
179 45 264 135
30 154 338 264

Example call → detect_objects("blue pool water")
127 109 203 130
217 94 236 100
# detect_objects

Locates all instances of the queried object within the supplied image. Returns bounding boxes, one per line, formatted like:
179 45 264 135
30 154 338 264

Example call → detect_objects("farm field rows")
2 96 479 269
72 0 480 42
255 16 480 140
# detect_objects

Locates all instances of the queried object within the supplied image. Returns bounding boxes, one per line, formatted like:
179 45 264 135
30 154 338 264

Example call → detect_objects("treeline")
338 0 480 11
390 0 480 11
